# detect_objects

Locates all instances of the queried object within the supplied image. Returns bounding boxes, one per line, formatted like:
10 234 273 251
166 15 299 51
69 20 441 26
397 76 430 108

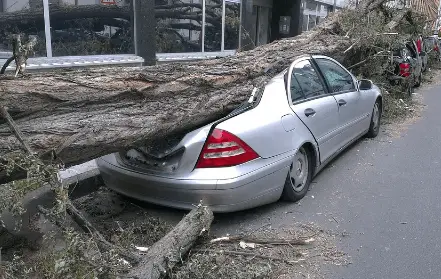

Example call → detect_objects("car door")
313 57 370 146
287 57 340 163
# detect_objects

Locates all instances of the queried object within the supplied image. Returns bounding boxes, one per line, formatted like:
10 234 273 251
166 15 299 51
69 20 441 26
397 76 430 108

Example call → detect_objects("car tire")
366 100 381 138
281 146 313 202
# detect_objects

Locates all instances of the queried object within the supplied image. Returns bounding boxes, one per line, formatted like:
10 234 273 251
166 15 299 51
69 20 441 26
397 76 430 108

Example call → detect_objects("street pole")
221 0 226 52
42 0 53 58
134 0 156 65
202 0 206 53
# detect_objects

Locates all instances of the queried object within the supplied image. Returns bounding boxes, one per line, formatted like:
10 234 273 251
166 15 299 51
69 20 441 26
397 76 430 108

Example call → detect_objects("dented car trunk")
117 99 257 176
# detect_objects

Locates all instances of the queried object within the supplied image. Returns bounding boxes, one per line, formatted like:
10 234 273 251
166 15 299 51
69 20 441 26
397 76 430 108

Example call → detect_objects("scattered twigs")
65 202 142 265
0 106 34 155
38 202 142 265
193 249 306 265
0 56 15 75
347 50 388 70
209 235 315 246
344 38 361 54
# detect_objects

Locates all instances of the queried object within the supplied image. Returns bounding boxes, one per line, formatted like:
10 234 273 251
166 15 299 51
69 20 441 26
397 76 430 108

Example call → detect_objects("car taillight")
195 128 259 168
399 63 411 77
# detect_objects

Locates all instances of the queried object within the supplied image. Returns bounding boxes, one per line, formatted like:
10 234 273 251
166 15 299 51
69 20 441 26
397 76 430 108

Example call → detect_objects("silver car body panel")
97 55 382 212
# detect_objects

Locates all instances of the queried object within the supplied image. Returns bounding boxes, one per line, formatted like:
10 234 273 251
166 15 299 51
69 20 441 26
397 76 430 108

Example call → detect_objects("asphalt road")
209 81 441 278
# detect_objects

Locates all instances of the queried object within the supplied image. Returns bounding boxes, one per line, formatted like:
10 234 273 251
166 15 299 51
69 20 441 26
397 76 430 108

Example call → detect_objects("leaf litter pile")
71 188 349 279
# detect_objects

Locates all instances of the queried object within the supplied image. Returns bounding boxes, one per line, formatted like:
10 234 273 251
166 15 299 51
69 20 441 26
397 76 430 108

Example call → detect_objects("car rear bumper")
96 153 292 213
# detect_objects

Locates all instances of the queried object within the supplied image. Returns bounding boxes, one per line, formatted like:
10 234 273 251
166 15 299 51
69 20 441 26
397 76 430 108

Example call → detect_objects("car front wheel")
281 146 313 202
366 100 381 138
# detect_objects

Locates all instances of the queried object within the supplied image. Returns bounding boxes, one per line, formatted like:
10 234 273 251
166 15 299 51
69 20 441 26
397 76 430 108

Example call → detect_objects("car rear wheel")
366 100 381 138
281 147 313 202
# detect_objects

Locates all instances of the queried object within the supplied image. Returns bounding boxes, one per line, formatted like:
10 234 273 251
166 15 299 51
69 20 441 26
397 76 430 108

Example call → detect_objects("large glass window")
224 0 240 50
302 15 308 31
156 0 202 53
308 15 316 30
0 0 47 57
1 0 241 59
50 0 134 56
305 0 317 11
204 0 222 52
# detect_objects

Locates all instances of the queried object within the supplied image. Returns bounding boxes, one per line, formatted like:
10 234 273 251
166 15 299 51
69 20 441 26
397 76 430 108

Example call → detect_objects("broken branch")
210 235 315 245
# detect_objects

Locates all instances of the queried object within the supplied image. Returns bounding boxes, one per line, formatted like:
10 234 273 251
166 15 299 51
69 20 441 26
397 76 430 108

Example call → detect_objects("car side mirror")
358 79 373 90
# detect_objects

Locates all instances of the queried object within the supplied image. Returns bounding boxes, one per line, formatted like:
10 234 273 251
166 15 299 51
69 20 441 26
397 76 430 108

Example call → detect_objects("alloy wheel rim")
290 147 309 192
372 103 380 130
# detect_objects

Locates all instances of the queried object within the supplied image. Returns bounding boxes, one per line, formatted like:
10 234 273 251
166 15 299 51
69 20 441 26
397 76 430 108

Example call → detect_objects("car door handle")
338 99 347 106
304 108 316 117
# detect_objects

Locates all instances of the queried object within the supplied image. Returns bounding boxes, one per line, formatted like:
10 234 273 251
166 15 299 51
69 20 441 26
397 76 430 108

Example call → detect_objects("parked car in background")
388 41 423 96
97 55 383 213
424 36 441 61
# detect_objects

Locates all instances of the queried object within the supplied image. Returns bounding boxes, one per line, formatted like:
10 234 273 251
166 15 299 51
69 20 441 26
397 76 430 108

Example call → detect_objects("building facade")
0 0 346 66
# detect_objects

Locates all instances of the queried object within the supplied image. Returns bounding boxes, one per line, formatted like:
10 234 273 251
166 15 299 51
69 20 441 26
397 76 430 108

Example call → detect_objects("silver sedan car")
97 55 382 212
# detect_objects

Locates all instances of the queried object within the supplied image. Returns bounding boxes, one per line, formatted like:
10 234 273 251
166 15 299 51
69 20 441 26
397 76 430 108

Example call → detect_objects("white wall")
316 0 347 8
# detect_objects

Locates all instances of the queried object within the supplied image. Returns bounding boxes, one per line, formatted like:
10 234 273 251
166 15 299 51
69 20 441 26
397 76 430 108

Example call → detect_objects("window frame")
285 56 331 106
311 56 359 95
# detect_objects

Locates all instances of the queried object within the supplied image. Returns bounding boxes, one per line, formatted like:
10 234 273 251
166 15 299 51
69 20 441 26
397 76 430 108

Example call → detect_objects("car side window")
315 58 355 93
406 43 417 58
292 59 326 99
290 72 306 102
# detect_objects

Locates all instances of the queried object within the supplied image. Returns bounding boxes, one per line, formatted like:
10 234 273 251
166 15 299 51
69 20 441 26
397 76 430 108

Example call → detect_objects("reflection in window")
315 58 355 93
290 73 306 102
305 0 317 10
308 15 316 30
293 60 326 98
0 0 47 57
204 0 222 52
50 0 133 56
156 0 202 53
224 1 240 50
302 15 308 32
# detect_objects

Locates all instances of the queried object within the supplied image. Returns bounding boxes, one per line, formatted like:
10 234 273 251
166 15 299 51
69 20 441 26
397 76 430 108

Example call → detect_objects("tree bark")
128 204 214 279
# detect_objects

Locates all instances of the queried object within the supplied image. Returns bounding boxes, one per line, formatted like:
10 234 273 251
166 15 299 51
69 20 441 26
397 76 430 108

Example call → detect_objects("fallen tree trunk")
0 31 350 166
128 204 214 279
0 0 414 175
